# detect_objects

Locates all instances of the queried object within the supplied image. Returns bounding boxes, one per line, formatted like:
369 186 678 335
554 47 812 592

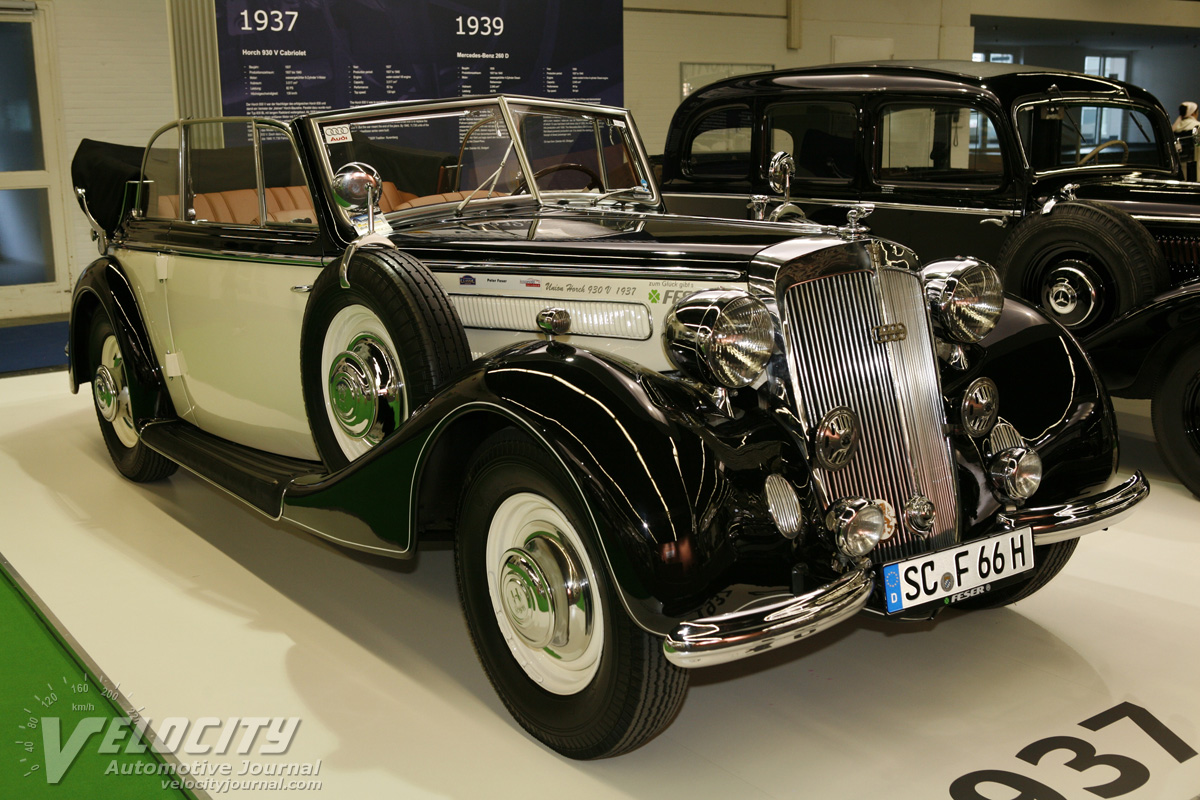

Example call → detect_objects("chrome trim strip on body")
1134 214 1200 225
1000 471 1149 545
663 191 1023 218
424 259 745 283
119 242 327 266
662 568 873 667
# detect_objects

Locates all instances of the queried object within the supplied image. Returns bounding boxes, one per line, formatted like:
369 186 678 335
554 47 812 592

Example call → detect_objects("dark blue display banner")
215 0 623 121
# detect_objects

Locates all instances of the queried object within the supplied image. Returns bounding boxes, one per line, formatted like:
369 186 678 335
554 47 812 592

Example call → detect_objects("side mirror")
333 161 382 235
767 151 796 199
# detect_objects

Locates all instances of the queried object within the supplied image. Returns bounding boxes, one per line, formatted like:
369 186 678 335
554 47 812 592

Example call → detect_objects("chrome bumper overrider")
662 568 873 668
1000 471 1149 545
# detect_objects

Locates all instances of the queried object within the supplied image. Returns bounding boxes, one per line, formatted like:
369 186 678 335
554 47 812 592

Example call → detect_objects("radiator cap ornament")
813 406 860 470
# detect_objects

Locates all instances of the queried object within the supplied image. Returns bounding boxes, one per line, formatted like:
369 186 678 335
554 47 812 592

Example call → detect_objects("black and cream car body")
70 95 1146 758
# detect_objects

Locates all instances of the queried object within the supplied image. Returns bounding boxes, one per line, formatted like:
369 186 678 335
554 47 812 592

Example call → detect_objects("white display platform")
2 370 1199 799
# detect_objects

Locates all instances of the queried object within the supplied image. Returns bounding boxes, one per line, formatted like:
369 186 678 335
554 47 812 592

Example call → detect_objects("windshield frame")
1012 96 1177 178
305 95 662 232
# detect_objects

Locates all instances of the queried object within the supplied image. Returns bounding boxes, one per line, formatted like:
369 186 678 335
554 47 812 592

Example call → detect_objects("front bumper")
1002 471 1149 545
662 471 1149 669
662 568 873 668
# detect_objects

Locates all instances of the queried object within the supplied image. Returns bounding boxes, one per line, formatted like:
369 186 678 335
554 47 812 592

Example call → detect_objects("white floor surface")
1 370 1199 799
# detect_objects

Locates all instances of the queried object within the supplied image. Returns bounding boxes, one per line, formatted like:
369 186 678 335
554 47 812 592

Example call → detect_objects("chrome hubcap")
498 533 592 659
321 303 408 462
1041 262 1099 328
327 333 401 444
486 492 602 695
95 336 137 449
93 364 120 422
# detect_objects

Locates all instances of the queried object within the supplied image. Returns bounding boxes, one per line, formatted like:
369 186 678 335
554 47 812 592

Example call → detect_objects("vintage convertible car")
659 61 1200 497
70 95 1147 758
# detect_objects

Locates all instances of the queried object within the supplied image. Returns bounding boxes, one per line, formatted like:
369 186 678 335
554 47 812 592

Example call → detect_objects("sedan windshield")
1016 100 1171 173
316 99 653 217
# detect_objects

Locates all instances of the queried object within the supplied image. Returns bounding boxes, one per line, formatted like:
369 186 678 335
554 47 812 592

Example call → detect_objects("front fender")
69 256 174 426
283 341 812 635
943 295 1119 538
474 343 814 627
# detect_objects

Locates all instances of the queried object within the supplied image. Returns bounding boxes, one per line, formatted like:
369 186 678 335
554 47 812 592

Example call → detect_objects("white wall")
34 0 1200 310
624 0 973 152
48 0 175 298
623 0 1200 152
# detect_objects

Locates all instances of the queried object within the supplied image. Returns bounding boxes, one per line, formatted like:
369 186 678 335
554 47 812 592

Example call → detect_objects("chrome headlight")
825 498 886 557
989 446 1043 502
923 258 1003 344
663 290 775 388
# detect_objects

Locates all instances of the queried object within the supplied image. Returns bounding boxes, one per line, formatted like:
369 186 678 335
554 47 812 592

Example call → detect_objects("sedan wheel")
485 491 603 695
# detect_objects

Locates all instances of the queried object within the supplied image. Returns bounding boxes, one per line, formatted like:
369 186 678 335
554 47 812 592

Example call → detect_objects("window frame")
138 117 314 229
679 103 756 182
872 100 1008 192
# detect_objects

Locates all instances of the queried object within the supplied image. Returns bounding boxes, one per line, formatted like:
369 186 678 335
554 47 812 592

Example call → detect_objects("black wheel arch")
69 256 174 426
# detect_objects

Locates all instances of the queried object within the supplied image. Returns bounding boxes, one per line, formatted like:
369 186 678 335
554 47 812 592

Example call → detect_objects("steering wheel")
512 163 603 194
1078 139 1129 166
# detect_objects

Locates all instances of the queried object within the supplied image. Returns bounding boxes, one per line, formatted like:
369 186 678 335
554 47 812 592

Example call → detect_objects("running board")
139 420 325 517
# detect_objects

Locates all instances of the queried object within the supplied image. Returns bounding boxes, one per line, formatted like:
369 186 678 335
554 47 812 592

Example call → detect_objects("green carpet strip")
0 558 196 799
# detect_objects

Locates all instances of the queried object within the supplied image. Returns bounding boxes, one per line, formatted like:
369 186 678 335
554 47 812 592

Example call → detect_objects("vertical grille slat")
784 268 958 563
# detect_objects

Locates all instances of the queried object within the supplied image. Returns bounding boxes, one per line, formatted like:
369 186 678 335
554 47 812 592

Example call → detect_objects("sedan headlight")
923 258 1003 344
663 290 775 388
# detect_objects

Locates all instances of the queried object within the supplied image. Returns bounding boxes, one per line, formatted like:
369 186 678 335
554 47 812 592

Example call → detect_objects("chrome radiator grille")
783 268 958 562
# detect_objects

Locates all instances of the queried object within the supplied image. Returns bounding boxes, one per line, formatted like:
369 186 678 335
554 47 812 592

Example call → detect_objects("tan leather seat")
156 180 417 225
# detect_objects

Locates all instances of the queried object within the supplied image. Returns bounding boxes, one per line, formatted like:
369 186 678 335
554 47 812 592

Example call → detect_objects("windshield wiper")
589 186 655 207
456 139 516 215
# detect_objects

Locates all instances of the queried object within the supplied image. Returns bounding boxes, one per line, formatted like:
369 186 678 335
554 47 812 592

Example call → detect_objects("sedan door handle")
980 217 1008 228
291 285 313 293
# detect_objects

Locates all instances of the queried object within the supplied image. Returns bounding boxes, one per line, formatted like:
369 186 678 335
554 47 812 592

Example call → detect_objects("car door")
160 119 328 461
858 99 1019 263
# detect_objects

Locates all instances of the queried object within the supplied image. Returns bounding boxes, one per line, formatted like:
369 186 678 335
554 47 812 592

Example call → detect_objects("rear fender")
1082 285 1200 398
69 257 174 426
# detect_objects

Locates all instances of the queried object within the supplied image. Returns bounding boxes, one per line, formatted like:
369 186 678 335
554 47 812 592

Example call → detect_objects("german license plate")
881 528 1034 613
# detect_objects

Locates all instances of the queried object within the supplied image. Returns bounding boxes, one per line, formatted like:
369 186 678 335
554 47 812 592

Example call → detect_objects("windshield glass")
316 100 653 218
1016 101 1170 173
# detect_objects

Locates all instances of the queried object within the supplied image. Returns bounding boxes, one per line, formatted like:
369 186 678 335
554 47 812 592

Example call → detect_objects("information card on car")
882 528 1034 613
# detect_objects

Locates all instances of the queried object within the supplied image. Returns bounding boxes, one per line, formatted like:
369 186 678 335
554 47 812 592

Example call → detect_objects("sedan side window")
767 101 857 182
682 105 754 179
877 104 1004 187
